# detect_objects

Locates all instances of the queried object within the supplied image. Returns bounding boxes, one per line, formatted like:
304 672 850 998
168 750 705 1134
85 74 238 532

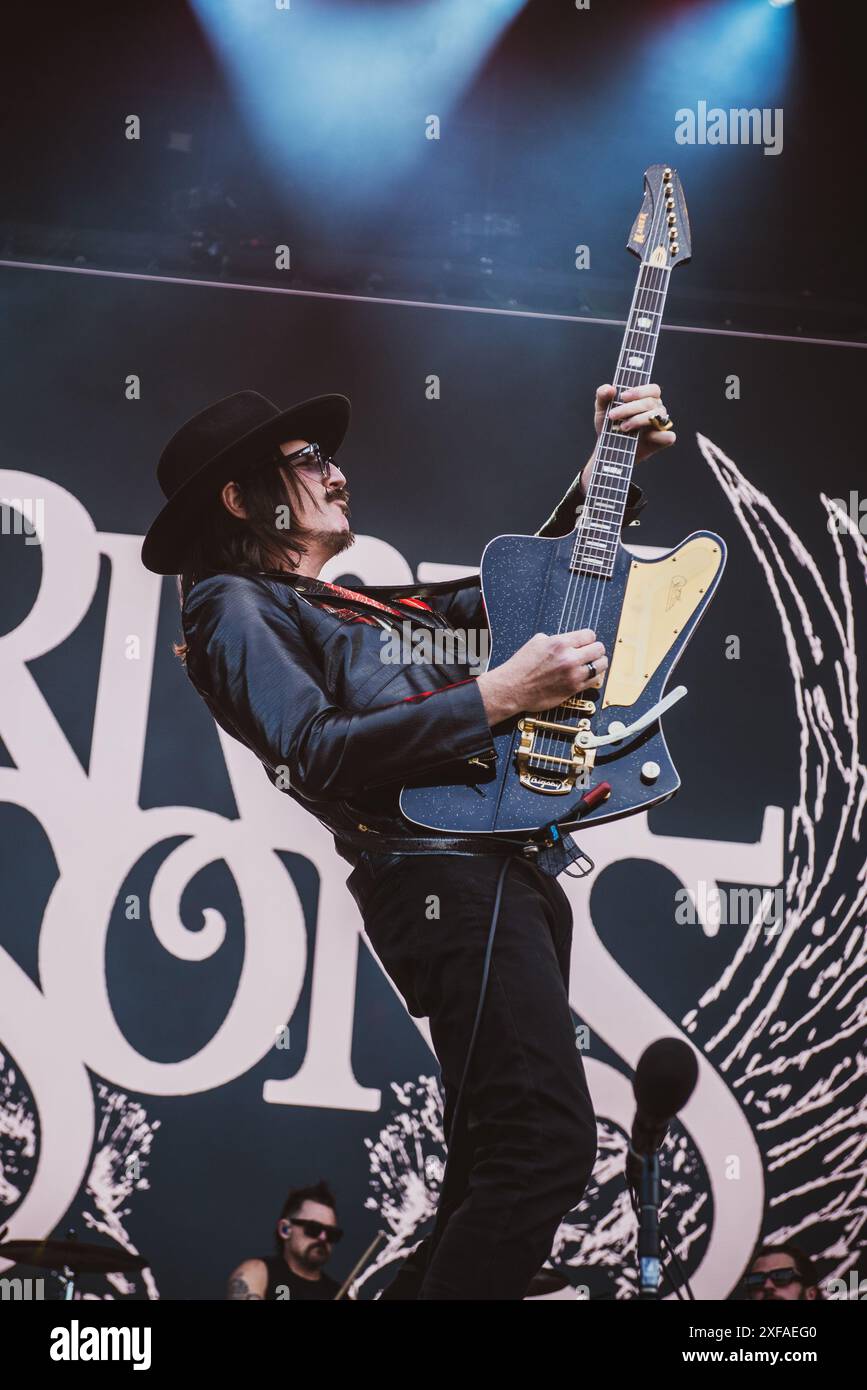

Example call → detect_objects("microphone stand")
636 1153 661 1299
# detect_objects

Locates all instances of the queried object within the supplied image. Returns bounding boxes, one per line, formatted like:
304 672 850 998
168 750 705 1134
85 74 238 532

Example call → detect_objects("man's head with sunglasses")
275 1180 343 1278
220 436 354 578
743 1243 821 1302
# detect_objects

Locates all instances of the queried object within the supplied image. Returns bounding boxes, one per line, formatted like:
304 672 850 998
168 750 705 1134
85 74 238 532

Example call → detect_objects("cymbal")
0 1239 148 1273
524 1266 570 1296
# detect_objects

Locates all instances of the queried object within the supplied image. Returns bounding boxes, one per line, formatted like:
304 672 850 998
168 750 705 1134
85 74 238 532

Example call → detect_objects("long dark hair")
173 453 314 662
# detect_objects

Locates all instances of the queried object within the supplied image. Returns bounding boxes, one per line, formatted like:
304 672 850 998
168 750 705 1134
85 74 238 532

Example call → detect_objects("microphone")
625 1038 699 1190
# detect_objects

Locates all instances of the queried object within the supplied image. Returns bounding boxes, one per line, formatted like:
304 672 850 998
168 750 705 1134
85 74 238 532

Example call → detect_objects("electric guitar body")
400 163 726 837
401 525 725 833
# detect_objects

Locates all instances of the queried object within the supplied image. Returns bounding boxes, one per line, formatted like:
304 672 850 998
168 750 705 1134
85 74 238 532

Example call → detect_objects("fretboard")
570 261 671 578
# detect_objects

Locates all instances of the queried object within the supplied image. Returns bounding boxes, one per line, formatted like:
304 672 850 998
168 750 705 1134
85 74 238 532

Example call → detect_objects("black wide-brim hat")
141 389 351 575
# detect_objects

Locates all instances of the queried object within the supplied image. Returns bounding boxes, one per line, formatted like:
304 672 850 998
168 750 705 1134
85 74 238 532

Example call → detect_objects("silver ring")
586 661 596 677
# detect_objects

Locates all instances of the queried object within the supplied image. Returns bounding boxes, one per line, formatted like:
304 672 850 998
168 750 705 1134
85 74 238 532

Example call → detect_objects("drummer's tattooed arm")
226 1259 268 1299
228 1277 263 1299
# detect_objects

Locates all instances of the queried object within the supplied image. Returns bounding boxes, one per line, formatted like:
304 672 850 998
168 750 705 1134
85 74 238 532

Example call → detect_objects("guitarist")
142 380 675 1300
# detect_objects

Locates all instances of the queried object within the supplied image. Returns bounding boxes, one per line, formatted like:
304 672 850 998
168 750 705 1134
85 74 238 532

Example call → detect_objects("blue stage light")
190 0 529 206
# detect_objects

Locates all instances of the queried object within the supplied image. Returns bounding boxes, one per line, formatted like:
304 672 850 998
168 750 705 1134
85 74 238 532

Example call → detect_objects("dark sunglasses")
744 1267 801 1291
291 1218 343 1244
273 441 340 483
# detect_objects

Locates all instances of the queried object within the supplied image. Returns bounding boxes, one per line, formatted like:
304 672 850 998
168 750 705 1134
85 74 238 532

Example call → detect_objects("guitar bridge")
516 712 598 794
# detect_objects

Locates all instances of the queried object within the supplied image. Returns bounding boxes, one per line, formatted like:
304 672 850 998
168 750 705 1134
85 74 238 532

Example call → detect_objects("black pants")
347 851 598 1300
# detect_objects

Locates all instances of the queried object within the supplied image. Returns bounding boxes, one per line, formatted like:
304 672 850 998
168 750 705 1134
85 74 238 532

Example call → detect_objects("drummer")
226 1181 343 1301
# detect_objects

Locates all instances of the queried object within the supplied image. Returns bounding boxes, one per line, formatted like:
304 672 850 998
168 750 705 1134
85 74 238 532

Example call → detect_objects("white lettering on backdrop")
0 472 775 1297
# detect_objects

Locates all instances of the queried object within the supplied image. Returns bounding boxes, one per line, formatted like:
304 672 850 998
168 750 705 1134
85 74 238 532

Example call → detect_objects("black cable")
660 1227 695 1300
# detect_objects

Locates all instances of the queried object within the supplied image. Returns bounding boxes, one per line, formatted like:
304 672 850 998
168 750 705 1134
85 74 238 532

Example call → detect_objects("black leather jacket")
181 476 647 864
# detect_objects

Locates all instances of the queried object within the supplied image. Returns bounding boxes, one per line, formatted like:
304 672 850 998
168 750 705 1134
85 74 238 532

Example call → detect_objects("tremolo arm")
584 685 687 747
515 686 687 795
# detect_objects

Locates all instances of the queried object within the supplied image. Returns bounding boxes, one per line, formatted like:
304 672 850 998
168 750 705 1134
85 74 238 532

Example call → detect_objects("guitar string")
539 178 674 761
557 233 670 646
534 246 671 772
529 270 663 773
534 261 669 771
561 264 668 635
531 180 673 775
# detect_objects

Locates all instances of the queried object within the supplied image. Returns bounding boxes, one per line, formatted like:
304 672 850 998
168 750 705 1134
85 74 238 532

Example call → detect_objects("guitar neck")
570 260 672 578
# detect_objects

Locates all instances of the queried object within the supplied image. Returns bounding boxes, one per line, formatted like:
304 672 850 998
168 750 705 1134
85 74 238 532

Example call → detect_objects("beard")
299 1243 329 1271
305 526 356 557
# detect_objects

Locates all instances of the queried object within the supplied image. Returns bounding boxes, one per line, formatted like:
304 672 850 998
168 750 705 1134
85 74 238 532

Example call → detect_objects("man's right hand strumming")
476 628 608 728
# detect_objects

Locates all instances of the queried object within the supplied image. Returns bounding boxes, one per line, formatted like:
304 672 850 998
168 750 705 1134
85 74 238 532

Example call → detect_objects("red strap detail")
318 580 432 622
400 678 473 704
317 604 379 626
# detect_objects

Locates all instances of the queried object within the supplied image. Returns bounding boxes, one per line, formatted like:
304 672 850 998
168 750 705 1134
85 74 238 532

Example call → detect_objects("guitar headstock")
627 163 691 269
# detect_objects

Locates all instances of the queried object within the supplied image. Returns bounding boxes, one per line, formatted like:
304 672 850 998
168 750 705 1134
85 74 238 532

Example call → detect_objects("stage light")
636 0 797 90
190 0 529 208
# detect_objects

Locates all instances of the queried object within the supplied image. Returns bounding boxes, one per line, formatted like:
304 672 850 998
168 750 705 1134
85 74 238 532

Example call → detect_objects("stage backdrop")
1 262 864 1299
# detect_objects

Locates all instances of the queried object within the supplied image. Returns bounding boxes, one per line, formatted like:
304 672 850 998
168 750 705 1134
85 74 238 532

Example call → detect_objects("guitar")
400 163 726 835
